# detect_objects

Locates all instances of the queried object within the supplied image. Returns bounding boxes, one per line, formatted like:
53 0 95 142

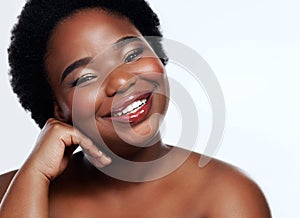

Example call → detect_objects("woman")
0 0 271 217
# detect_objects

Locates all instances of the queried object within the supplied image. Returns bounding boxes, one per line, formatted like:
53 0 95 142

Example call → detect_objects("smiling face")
45 9 169 157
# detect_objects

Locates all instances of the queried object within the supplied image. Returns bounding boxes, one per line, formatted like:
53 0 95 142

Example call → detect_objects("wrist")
19 161 52 185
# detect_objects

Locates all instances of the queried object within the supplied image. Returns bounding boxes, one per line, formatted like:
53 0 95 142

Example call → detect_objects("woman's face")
45 9 169 156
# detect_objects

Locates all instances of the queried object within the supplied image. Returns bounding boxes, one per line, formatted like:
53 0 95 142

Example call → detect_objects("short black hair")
8 0 167 128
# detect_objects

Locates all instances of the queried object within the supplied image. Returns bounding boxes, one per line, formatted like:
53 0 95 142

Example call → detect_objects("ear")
53 101 67 122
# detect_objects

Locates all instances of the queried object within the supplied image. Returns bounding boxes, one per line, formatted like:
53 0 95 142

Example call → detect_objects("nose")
104 67 137 97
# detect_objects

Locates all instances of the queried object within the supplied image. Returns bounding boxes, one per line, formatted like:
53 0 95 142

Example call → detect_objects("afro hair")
8 0 167 128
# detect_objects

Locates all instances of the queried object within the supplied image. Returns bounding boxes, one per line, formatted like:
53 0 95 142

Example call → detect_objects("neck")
98 132 169 162
83 133 177 182
81 143 190 184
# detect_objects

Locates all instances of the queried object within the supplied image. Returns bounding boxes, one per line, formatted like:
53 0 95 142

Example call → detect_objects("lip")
111 91 152 114
103 91 153 125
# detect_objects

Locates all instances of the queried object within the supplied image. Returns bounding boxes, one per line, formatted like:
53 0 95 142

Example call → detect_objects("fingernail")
103 155 112 164
98 150 111 165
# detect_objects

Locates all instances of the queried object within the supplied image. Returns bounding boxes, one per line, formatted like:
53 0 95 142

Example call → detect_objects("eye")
124 47 144 63
71 74 97 87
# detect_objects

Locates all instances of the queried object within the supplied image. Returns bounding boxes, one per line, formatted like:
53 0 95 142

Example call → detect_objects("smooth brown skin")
0 9 271 218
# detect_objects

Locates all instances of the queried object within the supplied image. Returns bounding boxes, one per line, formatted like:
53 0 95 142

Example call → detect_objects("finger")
46 119 112 167
81 147 112 167
84 153 106 169
69 128 112 166
96 150 112 165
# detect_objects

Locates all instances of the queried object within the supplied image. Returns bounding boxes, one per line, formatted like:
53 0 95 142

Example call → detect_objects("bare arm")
0 119 111 218
0 167 50 217
0 171 17 202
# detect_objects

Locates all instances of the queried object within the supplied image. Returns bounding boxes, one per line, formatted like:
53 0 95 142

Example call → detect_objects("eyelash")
124 47 144 63
70 46 145 87
71 74 97 87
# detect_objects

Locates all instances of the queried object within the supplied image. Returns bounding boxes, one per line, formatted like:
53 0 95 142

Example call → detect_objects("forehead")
49 9 141 50
46 9 142 80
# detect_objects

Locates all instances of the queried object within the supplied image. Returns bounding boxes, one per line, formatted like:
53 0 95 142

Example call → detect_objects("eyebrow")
60 36 142 84
60 57 92 84
113 36 143 49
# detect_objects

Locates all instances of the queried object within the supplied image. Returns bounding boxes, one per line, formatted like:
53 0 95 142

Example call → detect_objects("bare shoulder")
0 170 17 203
183 152 272 217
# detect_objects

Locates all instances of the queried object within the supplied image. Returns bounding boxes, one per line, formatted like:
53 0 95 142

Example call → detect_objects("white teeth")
127 105 134 113
132 101 139 109
112 98 147 117
123 108 128 114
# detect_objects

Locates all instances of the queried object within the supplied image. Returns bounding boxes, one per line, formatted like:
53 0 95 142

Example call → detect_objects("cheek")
71 87 99 123
138 57 170 103
143 58 170 100
138 57 165 74
134 57 168 89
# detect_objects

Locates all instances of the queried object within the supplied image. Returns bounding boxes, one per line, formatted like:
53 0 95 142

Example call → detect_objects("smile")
111 98 147 117
104 92 153 125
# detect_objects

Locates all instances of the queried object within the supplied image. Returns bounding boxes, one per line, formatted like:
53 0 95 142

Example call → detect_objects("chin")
109 111 164 147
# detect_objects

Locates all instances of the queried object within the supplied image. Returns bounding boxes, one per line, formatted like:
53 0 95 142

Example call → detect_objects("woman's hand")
25 118 111 181
0 118 111 217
